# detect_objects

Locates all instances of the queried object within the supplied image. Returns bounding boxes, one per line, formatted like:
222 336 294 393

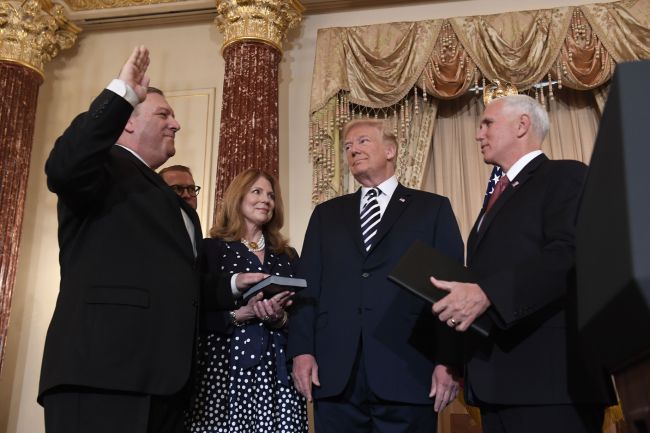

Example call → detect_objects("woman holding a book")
186 168 308 433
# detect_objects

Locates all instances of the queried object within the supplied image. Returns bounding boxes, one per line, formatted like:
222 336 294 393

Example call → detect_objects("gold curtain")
422 93 488 239
309 0 650 205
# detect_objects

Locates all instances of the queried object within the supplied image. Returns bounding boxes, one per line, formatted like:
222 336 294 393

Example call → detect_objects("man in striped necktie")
289 118 464 433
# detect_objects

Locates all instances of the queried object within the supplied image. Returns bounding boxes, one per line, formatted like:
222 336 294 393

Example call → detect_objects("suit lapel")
467 215 482 260
469 154 548 255
345 189 366 255
114 146 198 260
177 194 203 257
367 183 411 254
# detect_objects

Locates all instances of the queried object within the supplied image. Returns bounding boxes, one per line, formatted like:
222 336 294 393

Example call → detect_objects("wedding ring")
262 315 270 322
450 318 457 326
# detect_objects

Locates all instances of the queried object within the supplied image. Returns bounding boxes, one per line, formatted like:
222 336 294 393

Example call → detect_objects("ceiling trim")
60 0 440 29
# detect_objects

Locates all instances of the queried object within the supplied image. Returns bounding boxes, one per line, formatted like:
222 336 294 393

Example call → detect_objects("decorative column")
213 0 303 214
0 0 80 374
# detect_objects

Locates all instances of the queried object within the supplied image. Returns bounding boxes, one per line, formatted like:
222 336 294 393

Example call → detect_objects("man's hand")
429 364 460 412
291 354 320 402
431 277 491 332
234 272 269 292
118 45 150 102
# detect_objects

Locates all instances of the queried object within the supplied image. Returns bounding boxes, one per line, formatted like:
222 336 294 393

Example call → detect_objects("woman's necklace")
241 233 265 252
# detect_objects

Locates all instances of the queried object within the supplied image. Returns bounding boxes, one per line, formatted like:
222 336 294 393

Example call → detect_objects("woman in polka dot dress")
186 169 308 433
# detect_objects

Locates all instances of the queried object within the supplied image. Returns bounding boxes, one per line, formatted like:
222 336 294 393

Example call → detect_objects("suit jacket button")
361 272 370 278
192 299 198 307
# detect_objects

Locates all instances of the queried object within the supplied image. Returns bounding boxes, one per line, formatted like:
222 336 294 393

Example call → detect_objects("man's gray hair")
499 95 549 142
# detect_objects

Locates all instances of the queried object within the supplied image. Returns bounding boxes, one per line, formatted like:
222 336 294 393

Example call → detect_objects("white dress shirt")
359 175 399 217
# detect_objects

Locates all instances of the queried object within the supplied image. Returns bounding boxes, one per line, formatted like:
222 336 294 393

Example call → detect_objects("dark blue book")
242 275 307 302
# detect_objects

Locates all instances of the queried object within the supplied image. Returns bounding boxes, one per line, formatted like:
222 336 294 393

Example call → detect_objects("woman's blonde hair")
209 168 293 257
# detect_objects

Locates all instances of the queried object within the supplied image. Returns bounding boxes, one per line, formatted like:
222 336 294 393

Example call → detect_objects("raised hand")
118 45 151 103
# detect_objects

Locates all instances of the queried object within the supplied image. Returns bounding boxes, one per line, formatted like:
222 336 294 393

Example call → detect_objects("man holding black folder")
430 95 615 433
289 119 464 433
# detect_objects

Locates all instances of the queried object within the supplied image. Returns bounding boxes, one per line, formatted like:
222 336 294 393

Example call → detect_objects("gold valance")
308 0 650 204
311 0 650 112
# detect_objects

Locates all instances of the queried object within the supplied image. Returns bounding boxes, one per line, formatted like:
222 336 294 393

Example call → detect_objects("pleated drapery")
308 0 650 206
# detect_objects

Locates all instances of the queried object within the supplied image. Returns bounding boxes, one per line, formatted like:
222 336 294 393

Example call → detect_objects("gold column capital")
0 0 81 79
215 0 304 54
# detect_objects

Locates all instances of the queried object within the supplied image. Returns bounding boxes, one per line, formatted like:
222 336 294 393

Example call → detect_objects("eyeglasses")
169 184 201 197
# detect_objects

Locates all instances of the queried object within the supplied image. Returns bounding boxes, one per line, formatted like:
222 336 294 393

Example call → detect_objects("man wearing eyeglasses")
160 165 200 210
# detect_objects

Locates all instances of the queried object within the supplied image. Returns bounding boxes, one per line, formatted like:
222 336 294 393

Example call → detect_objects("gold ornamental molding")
0 0 81 78
215 0 304 54
483 79 519 105
63 0 176 11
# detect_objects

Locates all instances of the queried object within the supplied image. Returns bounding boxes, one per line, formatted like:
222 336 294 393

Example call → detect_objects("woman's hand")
252 291 294 323
272 290 294 310
232 292 264 323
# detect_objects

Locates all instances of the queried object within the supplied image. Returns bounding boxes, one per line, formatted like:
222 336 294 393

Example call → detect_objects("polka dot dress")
186 239 308 433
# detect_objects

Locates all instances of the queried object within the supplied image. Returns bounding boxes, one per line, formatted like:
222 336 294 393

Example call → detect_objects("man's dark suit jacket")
465 154 615 406
288 184 464 404
38 90 234 402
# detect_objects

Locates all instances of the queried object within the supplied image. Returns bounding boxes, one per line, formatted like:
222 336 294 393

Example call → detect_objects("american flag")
481 165 505 212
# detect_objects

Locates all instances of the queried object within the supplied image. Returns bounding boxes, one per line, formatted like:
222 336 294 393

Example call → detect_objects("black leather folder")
388 240 492 337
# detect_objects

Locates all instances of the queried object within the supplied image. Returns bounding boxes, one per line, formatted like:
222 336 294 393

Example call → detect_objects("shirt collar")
361 175 398 199
114 143 150 168
506 150 543 181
